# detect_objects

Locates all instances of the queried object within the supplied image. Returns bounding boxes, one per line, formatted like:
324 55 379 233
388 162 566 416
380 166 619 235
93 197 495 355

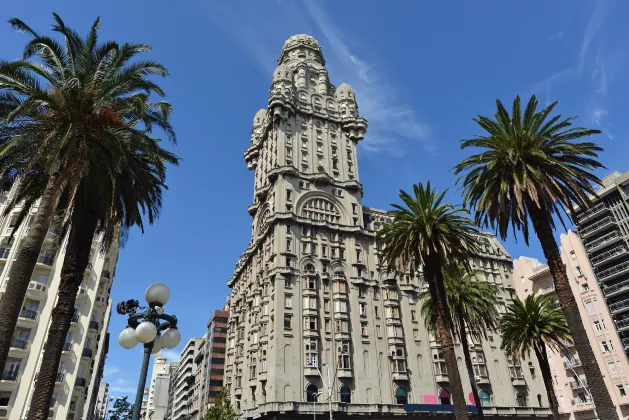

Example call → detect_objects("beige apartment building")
92 382 109 420
514 230 629 419
223 34 550 419
145 352 177 420
0 186 119 419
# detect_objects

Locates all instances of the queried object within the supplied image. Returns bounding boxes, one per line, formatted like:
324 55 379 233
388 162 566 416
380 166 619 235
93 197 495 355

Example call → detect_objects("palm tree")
453 95 618 419
377 182 479 420
0 13 175 377
419 263 499 417
500 295 572 419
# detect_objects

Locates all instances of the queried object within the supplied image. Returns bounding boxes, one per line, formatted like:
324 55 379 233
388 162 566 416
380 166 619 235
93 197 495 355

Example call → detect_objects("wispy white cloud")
592 108 608 126
104 366 136 396
160 349 180 362
103 366 120 377
202 0 434 157
578 0 612 75
546 31 564 41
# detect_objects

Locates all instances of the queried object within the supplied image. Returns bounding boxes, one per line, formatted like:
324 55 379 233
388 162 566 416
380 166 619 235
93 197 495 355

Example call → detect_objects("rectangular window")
324 299 330 312
322 245 327 257
335 319 349 332
304 316 318 330
413 329 419 339
361 323 368 336
374 306 379 318
356 249 361 262
286 189 292 201
594 320 602 331
325 318 331 332
376 325 382 337
337 341 351 369
411 310 417 321
358 285 366 298
373 287 380 299
284 315 292 330
260 359 267 372
359 302 367 317
286 239 291 251
586 300 594 312
618 385 627 397
284 294 292 308
576 266 583 276
334 300 348 313
609 362 617 374
602 341 611 353
303 297 317 310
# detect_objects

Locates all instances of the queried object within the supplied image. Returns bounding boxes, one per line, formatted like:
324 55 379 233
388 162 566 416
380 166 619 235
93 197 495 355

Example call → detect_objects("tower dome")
335 83 355 101
253 109 267 127
278 34 325 65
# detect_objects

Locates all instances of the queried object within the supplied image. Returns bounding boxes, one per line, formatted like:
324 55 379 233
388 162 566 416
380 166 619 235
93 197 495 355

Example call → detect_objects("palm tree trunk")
528 203 619 420
0 172 65 374
534 343 561 420
458 315 483 418
27 216 96 419
426 255 470 420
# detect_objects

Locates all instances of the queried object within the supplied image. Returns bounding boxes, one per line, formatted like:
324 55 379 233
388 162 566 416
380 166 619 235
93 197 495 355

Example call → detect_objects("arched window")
306 384 319 402
395 349 403 357
439 389 451 404
395 388 408 405
339 386 351 403
479 391 491 407
301 197 341 224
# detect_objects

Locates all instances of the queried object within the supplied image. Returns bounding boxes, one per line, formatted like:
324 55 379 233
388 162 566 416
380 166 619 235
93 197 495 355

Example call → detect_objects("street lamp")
117 283 181 420
310 361 333 420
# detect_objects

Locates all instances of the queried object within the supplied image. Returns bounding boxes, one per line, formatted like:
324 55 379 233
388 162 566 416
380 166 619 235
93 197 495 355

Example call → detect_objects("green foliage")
419 263 499 341
107 396 134 420
500 294 572 359
0 13 179 249
207 388 237 420
453 94 603 244
376 181 479 273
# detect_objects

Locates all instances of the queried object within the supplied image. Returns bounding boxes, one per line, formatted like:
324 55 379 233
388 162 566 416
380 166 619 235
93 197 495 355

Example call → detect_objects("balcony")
9 338 28 350
570 380 588 390
37 254 55 266
509 374 526 387
571 395 592 409
577 202 609 222
44 230 58 243
0 247 11 260
392 371 409 381
580 216 616 238
26 281 47 299
71 313 79 323
102 270 111 279
76 287 87 299
591 245 629 267
585 230 623 253
82 348 93 359
598 260 629 282
19 309 37 321
55 372 64 384
74 377 87 388
603 279 629 298
564 359 582 369
609 298 629 314
536 286 555 296
62 342 72 352
88 321 100 331
475 375 491 385
0 371 18 381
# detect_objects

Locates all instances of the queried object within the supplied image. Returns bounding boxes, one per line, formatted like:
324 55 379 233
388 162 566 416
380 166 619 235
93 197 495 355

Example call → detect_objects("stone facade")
514 231 629 419
224 34 549 419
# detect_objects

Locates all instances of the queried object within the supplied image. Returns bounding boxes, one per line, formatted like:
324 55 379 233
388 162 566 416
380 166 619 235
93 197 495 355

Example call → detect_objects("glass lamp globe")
161 328 181 349
151 335 163 354
118 327 138 349
145 283 170 306
135 321 158 344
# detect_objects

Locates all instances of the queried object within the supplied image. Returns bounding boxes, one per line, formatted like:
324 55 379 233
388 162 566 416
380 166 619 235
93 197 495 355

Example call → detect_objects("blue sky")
2 0 628 401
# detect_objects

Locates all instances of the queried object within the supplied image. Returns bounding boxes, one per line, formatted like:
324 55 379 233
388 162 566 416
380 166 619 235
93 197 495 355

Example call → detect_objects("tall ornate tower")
225 35 549 419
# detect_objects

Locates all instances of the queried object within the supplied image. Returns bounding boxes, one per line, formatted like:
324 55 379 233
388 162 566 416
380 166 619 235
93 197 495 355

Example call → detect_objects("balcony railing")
74 377 86 387
603 279 629 297
19 309 37 320
37 254 55 266
570 380 588 389
571 395 592 405
609 298 629 313
89 321 99 331
564 359 582 369
591 245 628 266
10 338 28 350
580 216 615 236
586 230 622 252
82 348 93 358
0 247 11 259
598 260 629 281
0 371 18 381
577 202 608 221
616 318 629 330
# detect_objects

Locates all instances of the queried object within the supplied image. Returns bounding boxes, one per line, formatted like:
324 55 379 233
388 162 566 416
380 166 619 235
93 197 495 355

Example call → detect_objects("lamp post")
312 362 333 420
312 391 322 420
117 283 181 420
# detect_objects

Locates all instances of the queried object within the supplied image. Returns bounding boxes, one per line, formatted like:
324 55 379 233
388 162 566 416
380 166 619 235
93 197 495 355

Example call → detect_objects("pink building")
513 230 629 419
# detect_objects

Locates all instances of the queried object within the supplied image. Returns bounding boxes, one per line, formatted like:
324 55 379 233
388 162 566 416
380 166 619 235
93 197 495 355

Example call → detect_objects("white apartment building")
167 338 201 420
91 382 109 420
0 187 119 420
514 230 629 419
146 352 176 420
